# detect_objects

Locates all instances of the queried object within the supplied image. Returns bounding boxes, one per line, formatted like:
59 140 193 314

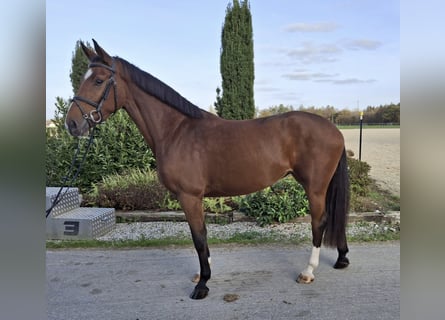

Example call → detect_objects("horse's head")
65 40 122 136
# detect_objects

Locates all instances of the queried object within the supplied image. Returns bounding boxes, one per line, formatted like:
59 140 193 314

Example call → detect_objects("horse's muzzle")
66 119 89 137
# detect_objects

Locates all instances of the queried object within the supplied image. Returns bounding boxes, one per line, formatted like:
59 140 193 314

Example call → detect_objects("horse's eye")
95 79 104 85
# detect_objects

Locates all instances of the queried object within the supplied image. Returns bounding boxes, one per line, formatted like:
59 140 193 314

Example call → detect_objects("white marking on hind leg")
297 246 320 283
192 257 211 283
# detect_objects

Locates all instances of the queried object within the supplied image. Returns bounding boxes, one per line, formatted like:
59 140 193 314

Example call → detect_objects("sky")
46 0 399 119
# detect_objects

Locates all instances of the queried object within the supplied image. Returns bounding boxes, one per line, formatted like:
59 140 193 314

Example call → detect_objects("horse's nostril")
66 120 78 135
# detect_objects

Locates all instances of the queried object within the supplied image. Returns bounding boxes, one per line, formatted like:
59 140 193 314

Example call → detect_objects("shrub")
347 157 371 196
84 168 169 211
164 197 235 214
46 98 156 193
203 197 235 214
238 177 309 226
85 167 238 213
239 157 374 225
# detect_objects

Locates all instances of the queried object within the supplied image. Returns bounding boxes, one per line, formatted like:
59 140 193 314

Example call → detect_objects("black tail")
323 148 350 248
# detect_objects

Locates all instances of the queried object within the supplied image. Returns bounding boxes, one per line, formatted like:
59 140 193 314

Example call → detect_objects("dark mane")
115 57 203 119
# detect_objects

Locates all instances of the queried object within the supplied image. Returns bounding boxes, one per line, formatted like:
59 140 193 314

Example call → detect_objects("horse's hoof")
334 257 350 269
192 273 200 283
190 285 209 300
296 273 314 284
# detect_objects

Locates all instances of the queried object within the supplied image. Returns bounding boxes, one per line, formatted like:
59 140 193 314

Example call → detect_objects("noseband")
71 60 118 124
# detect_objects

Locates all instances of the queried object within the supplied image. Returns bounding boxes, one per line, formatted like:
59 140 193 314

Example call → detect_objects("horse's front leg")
178 193 211 299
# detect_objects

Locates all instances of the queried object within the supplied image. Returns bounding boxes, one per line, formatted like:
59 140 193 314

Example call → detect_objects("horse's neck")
123 87 186 154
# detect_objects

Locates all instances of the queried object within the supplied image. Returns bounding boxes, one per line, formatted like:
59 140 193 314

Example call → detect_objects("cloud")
284 22 339 33
343 39 382 50
316 78 377 85
282 71 338 81
281 37 383 65
282 70 376 85
286 42 342 64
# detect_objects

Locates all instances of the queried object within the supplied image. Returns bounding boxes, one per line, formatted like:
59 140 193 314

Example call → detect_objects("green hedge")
83 167 236 213
84 168 169 210
46 98 155 193
347 157 371 196
238 177 309 226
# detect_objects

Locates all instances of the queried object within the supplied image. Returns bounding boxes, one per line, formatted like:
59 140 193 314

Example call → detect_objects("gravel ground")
97 218 400 242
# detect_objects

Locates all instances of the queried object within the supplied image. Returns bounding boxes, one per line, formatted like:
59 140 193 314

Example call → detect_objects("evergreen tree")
70 40 92 95
216 0 255 119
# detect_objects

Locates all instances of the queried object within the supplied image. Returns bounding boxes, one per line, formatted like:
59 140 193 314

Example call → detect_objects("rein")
46 127 96 218
47 61 118 218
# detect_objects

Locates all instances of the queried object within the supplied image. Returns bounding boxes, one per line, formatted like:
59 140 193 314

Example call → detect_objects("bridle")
71 59 118 124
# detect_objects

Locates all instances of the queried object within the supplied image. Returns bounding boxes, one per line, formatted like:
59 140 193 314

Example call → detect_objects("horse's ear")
92 39 113 66
80 41 96 61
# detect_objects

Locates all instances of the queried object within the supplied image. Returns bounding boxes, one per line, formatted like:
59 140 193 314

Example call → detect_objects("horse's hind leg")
297 190 326 284
178 193 211 299
334 231 349 269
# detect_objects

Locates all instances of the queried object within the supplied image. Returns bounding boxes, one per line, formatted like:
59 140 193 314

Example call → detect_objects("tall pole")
359 111 363 162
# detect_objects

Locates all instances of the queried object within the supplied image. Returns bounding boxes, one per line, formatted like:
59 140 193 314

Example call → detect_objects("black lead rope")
45 127 97 218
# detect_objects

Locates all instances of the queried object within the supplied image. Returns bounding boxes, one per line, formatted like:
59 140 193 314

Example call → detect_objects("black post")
359 111 363 161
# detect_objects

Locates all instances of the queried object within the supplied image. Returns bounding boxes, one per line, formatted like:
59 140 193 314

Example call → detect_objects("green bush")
46 98 155 193
347 157 371 196
204 197 236 214
238 157 373 225
84 167 237 213
84 168 169 211
164 197 235 214
238 177 309 226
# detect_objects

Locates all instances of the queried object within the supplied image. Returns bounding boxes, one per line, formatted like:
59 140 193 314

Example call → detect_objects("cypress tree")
215 0 254 119
69 40 92 95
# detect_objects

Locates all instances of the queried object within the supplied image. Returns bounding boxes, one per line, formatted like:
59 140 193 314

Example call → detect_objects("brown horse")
65 40 350 300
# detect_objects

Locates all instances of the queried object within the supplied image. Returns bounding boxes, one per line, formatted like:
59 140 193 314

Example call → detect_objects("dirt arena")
340 128 400 196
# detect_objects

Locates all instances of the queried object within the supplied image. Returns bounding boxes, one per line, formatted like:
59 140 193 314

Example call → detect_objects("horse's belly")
204 163 291 197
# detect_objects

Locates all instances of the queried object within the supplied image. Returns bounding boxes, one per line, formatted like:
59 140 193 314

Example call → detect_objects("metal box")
46 207 115 240
46 187 115 240
46 187 80 217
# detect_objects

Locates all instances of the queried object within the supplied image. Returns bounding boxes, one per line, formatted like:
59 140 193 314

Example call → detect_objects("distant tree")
381 103 400 123
258 104 294 117
297 105 339 122
215 0 255 120
294 103 400 125
320 105 337 122
363 103 400 124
